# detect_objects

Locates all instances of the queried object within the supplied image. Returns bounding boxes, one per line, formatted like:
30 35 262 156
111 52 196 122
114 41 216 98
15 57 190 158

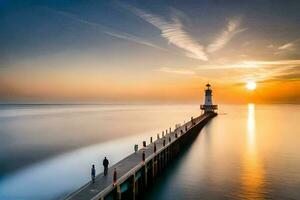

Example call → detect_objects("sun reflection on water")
239 104 266 199
247 104 256 152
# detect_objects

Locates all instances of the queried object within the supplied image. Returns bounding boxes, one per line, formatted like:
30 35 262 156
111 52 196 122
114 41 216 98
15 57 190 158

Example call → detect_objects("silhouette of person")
91 164 96 183
103 157 109 176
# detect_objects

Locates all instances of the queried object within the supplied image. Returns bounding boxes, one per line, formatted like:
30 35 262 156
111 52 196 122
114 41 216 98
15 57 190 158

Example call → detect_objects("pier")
65 84 217 200
65 112 216 200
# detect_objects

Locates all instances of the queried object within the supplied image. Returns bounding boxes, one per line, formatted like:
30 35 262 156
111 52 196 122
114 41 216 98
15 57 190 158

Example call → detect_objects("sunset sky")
0 0 299 104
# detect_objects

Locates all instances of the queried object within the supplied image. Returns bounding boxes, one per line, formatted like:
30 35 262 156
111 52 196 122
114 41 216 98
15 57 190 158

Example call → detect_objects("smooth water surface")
0 104 299 200
146 104 300 200
0 104 200 200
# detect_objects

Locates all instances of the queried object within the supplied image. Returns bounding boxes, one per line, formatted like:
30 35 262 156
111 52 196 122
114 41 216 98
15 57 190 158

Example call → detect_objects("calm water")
147 104 300 200
0 104 299 200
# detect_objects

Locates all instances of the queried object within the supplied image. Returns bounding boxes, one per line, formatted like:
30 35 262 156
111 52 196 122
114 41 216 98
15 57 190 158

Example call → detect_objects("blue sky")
0 0 299 103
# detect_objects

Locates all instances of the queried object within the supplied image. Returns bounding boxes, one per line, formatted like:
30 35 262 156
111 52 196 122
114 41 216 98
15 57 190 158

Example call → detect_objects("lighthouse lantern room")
200 83 218 113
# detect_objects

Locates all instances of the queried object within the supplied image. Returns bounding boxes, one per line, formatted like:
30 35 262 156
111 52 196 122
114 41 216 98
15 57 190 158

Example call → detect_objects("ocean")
0 104 299 199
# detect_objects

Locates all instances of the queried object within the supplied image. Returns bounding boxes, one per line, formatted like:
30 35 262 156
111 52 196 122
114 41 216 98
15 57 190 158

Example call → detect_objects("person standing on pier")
91 164 96 183
103 157 109 176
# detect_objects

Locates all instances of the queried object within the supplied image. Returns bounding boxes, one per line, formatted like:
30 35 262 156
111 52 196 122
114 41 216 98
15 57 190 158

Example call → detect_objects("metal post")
143 141 146 147
144 164 147 187
116 184 121 200
150 137 153 143
132 175 136 200
113 168 117 185
142 151 145 163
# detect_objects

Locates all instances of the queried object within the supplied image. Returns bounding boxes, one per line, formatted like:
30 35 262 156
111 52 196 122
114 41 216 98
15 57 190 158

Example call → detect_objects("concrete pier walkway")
65 112 215 200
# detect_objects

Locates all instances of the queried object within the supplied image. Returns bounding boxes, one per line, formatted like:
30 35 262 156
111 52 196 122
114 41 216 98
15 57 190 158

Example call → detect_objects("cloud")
278 42 294 50
194 59 300 84
207 18 247 53
122 3 248 61
103 31 165 50
128 7 208 61
198 62 259 70
272 72 300 81
243 59 300 66
157 67 195 75
44 7 164 50
197 60 300 71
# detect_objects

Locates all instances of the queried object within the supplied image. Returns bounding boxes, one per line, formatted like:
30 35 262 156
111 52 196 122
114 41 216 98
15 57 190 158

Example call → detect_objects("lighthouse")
200 83 218 113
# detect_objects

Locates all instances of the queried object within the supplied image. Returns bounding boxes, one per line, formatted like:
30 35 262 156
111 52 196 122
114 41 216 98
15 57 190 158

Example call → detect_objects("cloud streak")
197 59 300 70
157 67 195 75
128 7 208 61
243 59 300 66
124 4 247 61
44 7 164 50
278 42 294 50
207 18 246 53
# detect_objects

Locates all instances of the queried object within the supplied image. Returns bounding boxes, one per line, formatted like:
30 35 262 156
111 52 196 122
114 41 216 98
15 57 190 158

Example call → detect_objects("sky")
0 0 299 104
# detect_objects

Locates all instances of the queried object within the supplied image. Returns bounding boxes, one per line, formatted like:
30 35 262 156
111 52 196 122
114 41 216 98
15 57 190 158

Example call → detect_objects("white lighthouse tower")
200 83 218 113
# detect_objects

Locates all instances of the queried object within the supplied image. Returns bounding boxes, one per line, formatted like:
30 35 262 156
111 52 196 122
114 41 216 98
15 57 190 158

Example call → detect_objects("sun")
246 81 256 90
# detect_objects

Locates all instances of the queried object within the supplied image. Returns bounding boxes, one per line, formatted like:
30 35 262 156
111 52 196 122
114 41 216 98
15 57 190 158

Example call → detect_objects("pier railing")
65 112 216 200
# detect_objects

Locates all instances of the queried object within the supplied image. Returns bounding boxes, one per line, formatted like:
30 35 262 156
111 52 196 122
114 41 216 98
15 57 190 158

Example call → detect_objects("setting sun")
246 81 257 90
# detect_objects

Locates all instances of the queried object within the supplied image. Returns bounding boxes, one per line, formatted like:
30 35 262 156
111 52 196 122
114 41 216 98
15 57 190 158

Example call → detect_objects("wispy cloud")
103 31 165 50
198 61 263 70
197 59 300 70
127 6 208 61
243 59 300 65
44 7 164 50
124 4 247 61
278 42 294 50
270 67 300 81
207 17 247 53
157 67 195 75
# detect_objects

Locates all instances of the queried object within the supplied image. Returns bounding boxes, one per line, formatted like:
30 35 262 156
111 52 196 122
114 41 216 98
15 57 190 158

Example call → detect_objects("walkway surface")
65 114 209 200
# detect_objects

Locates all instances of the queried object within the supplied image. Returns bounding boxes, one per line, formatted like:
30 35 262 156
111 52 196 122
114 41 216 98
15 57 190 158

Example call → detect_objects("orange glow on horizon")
0 68 299 103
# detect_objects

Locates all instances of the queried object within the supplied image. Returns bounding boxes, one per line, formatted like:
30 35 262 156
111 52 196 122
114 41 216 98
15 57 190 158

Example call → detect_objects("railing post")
116 184 121 200
132 174 136 200
150 137 153 143
144 163 147 187
142 151 145 163
113 168 117 185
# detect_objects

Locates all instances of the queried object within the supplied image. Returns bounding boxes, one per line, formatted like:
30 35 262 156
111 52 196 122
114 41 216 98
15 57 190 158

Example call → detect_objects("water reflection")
240 104 265 199
247 104 256 152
